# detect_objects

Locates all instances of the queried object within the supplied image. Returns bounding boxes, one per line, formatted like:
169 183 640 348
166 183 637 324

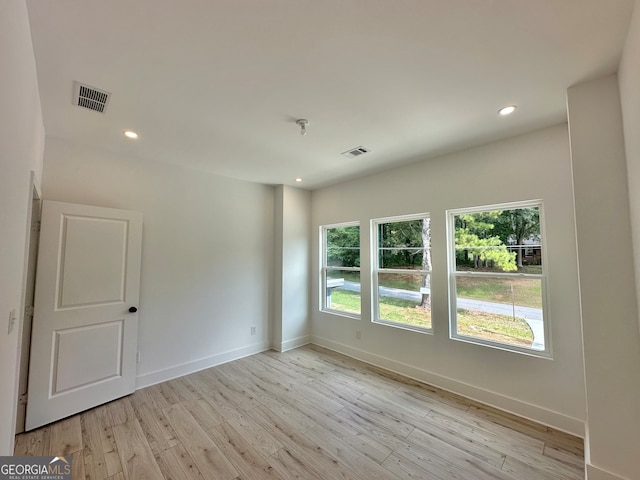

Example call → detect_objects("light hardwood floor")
15 345 584 480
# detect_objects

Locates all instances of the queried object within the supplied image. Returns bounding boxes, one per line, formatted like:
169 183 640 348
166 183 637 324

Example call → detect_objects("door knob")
128 306 138 313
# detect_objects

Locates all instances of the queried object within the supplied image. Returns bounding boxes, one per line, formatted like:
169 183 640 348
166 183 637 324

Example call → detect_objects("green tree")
455 212 517 272
379 220 423 268
494 208 540 268
327 226 360 267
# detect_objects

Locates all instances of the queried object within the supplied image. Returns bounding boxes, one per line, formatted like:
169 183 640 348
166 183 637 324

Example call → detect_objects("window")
372 214 432 332
448 201 548 356
321 223 360 317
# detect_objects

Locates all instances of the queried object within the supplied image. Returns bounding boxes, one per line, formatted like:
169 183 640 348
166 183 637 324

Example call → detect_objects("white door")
26 201 143 431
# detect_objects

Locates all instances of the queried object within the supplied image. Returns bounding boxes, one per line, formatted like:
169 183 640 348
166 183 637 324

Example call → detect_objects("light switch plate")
8 309 16 334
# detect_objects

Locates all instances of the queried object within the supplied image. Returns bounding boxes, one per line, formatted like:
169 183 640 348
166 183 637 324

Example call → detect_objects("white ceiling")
26 0 635 189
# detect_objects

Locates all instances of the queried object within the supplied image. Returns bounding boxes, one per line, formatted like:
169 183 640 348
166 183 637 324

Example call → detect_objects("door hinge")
18 394 27 406
31 220 41 233
24 305 34 317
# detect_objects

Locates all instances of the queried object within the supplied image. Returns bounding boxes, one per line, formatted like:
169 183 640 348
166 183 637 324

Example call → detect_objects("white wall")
568 75 640 480
311 124 586 434
620 0 640 328
273 186 311 351
42 137 274 387
0 0 45 455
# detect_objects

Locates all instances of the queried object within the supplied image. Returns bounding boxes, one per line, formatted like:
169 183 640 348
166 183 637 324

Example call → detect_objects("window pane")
454 207 541 273
377 272 431 330
327 226 360 268
455 276 543 350
326 270 360 315
378 219 431 270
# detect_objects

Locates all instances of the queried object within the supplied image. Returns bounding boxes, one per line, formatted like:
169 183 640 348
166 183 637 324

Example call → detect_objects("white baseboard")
275 335 311 352
136 341 271 389
586 464 628 480
310 335 585 438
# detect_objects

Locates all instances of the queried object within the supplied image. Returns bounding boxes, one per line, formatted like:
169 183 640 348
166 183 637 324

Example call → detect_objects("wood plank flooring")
15 345 584 479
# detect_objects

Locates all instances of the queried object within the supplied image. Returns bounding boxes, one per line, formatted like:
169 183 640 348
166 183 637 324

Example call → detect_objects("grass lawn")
379 296 431 329
456 308 533 347
455 276 542 309
331 271 360 283
339 267 542 308
329 290 533 346
328 288 361 314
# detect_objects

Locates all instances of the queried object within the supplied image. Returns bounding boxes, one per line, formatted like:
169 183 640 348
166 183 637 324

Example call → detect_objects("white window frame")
372 213 433 334
320 222 361 319
446 200 551 358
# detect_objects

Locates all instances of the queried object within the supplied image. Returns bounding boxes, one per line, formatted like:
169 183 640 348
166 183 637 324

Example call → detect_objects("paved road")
340 281 544 350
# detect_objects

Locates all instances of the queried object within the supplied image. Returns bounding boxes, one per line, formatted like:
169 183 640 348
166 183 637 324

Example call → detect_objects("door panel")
58 216 129 308
26 201 142 431
53 319 123 394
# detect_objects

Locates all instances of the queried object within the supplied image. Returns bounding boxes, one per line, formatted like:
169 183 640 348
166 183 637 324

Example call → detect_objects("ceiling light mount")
296 119 309 136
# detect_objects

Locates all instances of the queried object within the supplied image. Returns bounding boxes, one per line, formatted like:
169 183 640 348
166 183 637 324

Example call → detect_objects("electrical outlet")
251 326 257 336
7 309 16 334
355 330 361 340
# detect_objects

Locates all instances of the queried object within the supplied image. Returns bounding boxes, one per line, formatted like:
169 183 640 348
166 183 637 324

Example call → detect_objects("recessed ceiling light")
123 130 139 139
498 105 517 116
295 178 303 183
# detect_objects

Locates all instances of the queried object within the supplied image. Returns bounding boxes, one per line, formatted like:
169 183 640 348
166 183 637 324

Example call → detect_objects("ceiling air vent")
72 82 111 113
341 146 371 159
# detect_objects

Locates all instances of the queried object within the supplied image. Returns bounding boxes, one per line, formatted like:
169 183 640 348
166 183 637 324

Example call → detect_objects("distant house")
507 240 542 266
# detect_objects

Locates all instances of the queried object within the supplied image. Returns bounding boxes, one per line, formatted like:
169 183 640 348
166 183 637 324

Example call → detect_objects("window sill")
320 309 361 321
373 319 433 335
450 333 553 359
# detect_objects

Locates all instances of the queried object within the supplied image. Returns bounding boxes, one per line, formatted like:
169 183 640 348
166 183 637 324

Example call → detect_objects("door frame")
14 171 41 435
